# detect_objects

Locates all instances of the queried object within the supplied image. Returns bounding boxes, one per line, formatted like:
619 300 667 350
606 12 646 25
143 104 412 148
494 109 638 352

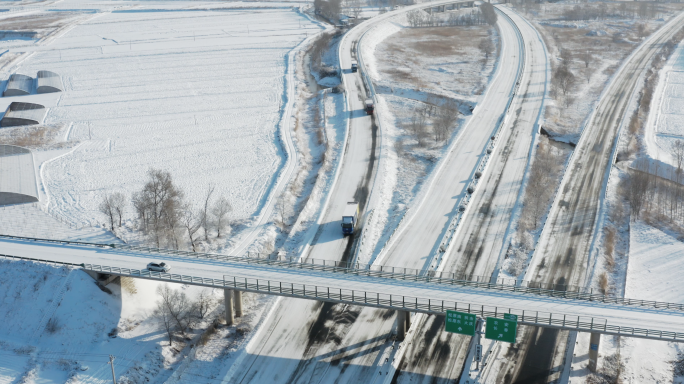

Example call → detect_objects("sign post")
444 310 477 336
485 317 517 344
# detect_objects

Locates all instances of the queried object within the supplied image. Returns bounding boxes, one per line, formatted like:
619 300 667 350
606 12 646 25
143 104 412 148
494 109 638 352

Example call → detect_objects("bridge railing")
2 234 684 313
11 254 682 342
2 252 683 342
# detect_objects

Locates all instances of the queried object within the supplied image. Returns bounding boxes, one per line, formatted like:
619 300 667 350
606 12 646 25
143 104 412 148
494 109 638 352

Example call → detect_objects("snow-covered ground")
0 257 274 384
567 221 684 383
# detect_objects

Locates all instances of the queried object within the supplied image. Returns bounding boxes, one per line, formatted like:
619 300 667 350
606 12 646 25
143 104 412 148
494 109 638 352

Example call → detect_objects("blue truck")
341 202 359 236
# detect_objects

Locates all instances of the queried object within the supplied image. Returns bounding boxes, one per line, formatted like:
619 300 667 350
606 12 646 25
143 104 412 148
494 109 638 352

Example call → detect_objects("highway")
217 2 485 383
1 238 683 341
221 15 381 382
388 6 549 382
225 3 535 382
224 4 542 383
497 10 684 384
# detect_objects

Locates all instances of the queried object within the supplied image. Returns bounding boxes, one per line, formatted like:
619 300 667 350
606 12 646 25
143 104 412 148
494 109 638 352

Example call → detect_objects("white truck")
341 202 359 236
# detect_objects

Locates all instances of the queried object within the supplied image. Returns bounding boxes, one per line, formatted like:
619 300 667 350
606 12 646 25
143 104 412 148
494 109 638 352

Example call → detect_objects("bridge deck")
1 237 682 342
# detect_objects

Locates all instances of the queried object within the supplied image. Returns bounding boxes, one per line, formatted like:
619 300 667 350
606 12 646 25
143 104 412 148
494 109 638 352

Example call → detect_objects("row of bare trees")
624 167 684 229
479 2 497 26
99 169 232 251
520 139 562 231
314 0 342 22
403 100 460 148
406 9 491 27
562 2 659 21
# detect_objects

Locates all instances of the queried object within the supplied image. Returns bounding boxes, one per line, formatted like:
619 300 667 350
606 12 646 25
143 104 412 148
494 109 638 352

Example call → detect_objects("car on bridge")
147 261 171 272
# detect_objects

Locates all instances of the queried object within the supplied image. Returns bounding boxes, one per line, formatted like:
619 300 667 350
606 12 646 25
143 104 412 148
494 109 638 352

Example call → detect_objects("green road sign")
485 317 517 343
445 310 477 336
503 313 518 321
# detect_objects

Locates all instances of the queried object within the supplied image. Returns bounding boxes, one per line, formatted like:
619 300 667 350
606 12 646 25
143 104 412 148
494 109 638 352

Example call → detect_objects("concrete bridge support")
234 290 243 318
588 332 601 372
396 311 411 341
224 289 235 326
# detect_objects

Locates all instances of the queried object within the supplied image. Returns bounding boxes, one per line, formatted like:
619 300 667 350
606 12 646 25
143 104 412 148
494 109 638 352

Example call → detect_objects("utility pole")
108 355 116 384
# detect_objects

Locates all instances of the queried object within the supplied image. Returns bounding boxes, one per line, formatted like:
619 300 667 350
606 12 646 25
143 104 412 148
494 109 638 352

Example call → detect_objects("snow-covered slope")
0 259 228 384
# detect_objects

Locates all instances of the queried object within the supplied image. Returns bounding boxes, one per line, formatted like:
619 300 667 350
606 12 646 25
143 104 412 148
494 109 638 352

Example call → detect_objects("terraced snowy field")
13 7 318 228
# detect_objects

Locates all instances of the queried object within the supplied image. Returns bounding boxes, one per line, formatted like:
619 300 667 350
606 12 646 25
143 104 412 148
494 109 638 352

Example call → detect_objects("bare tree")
433 102 459 142
156 284 194 338
181 207 201 252
201 185 215 242
316 0 342 22
276 195 290 230
480 2 497 26
553 65 576 96
133 169 184 247
637 23 647 39
521 140 560 229
349 0 362 19
212 196 232 238
153 298 175 346
627 170 650 220
560 48 573 66
99 194 115 231
194 289 214 319
407 108 429 147
110 192 126 227
478 38 495 62
579 51 592 68
674 140 684 174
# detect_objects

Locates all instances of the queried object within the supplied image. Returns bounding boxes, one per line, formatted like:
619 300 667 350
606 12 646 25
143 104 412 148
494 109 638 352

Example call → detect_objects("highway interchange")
1 1 684 383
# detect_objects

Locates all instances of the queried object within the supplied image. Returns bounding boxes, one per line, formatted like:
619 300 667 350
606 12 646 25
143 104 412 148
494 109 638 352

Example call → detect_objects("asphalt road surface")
497 10 684 384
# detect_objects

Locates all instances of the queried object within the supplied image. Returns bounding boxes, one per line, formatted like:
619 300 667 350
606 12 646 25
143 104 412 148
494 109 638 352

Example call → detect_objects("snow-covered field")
4 7 320 239
646 39 684 166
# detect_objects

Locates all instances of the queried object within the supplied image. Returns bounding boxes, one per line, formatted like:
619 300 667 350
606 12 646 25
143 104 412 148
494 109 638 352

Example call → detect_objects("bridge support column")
224 289 235 326
588 332 600 372
234 290 243 318
397 311 406 341
397 311 411 341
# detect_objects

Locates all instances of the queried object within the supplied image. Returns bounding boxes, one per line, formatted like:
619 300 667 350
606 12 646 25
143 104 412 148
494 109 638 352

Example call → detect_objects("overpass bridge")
1 235 683 344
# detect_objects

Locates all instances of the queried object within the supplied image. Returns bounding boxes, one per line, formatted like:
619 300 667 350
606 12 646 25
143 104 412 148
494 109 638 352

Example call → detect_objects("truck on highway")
341 202 359 235
364 99 374 115
351 60 358 73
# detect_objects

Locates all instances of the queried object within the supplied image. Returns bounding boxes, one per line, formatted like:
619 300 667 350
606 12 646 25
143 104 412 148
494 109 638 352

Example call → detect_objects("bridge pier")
588 332 601 372
234 290 243 318
224 289 235 326
396 311 411 341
